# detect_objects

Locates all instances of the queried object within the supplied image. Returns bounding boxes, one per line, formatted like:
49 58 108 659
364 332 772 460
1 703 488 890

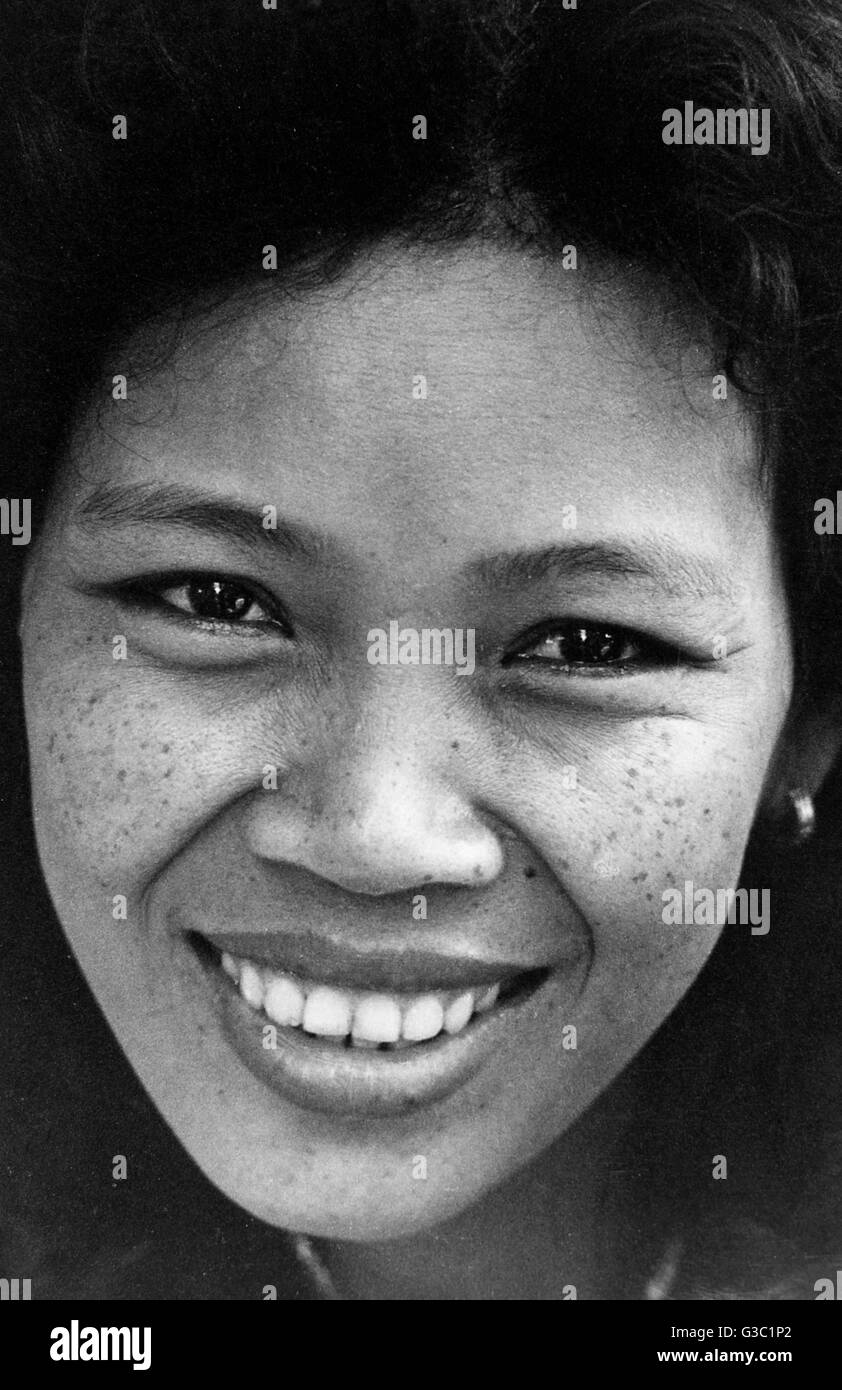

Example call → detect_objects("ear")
760 692 842 818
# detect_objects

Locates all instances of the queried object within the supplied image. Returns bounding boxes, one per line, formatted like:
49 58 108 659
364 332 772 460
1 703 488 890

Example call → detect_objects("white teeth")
239 962 265 1011
443 991 475 1035
401 995 445 1042
353 995 402 1044
221 952 240 982
264 974 305 1028
225 951 506 1048
474 982 500 1013
302 985 353 1038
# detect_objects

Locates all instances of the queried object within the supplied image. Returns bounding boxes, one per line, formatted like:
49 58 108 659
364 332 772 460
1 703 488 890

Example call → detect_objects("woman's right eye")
158 577 272 625
115 573 293 635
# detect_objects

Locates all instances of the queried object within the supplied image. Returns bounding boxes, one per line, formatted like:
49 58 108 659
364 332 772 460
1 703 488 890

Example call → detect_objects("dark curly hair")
1 0 842 1299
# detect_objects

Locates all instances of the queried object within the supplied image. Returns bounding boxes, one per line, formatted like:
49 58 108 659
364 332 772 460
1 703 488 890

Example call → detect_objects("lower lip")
190 939 579 1118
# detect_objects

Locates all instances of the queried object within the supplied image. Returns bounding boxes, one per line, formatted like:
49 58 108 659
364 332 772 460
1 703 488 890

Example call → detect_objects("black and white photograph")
1 0 841 1337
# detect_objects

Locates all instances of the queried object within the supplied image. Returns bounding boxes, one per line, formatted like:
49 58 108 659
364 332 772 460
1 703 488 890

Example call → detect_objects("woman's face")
20 245 792 1239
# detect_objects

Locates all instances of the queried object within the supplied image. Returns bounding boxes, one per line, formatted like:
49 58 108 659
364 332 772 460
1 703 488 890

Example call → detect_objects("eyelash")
110 572 687 675
502 621 683 676
112 572 293 636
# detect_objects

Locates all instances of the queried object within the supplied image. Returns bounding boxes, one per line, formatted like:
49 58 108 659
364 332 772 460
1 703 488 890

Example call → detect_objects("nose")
240 715 504 897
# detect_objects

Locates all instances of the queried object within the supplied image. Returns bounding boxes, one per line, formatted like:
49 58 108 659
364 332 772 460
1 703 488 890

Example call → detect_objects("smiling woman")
2 0 842 1304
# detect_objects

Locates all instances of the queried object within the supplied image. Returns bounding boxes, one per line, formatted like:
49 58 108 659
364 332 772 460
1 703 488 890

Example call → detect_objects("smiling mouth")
189 930 548 1054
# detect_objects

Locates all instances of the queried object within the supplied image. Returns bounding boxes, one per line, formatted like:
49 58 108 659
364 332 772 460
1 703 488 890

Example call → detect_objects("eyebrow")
75 482 325 564
466 539 738 606
75 481 737 606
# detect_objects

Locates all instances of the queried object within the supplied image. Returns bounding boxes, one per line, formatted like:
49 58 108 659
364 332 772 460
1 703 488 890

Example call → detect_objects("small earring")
787 788 816 844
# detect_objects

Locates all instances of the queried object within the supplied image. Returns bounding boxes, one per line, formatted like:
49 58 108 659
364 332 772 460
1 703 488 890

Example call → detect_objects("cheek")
487 721 773 1133
509 712 762 863
495 714 775 1015
22 631 251 897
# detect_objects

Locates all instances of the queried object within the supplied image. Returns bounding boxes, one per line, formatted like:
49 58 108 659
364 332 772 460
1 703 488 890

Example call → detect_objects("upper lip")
195 929 558 993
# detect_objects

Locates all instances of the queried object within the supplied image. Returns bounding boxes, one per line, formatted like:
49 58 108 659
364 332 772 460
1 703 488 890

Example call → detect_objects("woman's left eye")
504 622 669 672
158 577 271 625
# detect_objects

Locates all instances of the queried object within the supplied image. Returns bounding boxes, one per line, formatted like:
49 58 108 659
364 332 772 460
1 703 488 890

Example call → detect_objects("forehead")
72 244 762 571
